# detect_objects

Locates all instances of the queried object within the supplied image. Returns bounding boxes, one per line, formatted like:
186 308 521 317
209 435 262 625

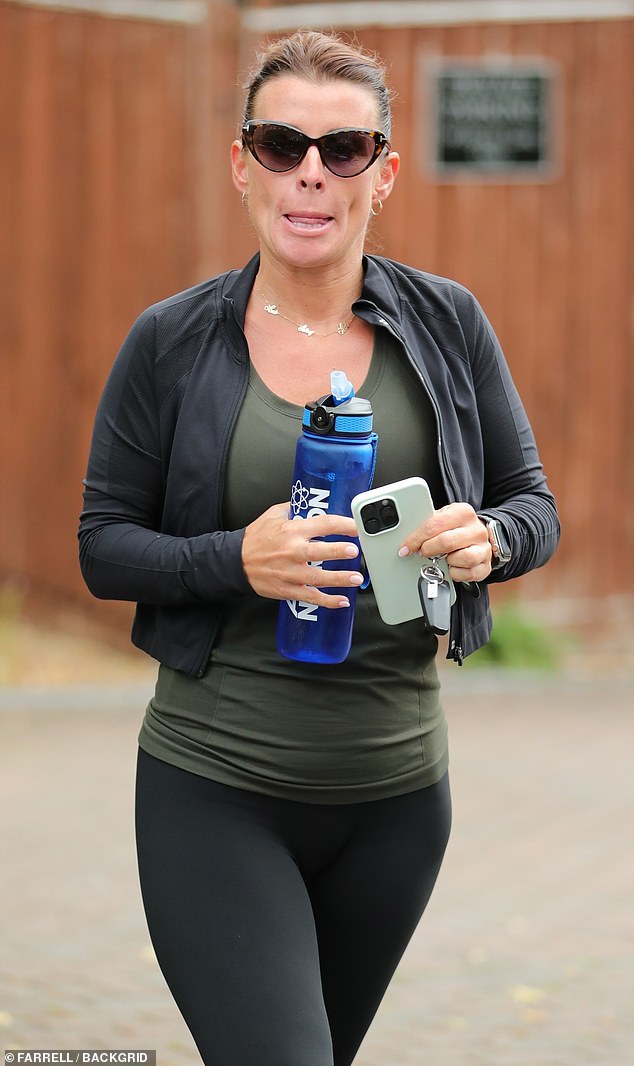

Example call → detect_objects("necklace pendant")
336 322 348 335
263 302 280 316
297 323 315 336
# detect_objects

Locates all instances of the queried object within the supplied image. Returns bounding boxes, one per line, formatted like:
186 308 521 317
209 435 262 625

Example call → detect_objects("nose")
297 144 325 189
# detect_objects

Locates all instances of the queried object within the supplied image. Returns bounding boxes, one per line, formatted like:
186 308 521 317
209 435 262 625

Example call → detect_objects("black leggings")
135 749 451 1066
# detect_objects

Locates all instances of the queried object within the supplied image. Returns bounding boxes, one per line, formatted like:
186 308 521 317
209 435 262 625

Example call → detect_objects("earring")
370 198 383 217
241 191 249 207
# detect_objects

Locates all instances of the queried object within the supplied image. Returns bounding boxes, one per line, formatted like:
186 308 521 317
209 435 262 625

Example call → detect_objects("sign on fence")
426 60 557 178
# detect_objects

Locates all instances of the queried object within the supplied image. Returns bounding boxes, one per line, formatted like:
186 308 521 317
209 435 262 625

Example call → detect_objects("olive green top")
139 329 449 803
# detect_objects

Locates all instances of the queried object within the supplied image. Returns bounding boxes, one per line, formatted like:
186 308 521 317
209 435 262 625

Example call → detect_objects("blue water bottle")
276 370 378 664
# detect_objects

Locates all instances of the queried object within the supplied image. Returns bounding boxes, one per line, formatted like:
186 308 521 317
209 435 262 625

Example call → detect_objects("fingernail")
398 546 410 557
349 573 364 585
344 544 359 557
338 597 351 608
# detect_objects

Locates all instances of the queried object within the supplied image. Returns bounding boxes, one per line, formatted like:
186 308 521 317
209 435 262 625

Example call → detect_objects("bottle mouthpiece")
330 370 354 406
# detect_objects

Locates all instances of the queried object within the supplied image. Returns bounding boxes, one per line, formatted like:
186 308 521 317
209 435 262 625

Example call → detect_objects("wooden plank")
117 20 188 315
584 19 634 590
27 12 88 592
191 0 250 278
394 23 446 269
0 4 23 571
501 21 547 415
10 10 58 578
562 20 632 594
76 12 118 405
519 18 574 594
356 25 421 265
433 23 510 334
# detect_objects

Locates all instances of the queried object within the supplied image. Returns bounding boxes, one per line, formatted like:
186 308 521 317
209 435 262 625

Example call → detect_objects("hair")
242 30 394 140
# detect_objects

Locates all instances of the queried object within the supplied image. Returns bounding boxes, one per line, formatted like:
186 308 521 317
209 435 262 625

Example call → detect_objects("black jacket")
79 253 559 675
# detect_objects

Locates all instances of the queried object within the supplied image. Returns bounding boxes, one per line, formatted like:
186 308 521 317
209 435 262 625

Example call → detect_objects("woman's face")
231 74 399 276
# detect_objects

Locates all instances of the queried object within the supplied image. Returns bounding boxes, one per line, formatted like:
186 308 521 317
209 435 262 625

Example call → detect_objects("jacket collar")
221 253 260 327
358 254 403 324
222 252 402 330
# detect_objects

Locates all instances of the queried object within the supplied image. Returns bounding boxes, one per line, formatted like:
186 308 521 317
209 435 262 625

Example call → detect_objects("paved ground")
1 648 633 1064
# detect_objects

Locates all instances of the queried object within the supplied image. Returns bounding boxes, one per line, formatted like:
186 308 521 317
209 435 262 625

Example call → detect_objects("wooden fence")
356 13 634 604
0 0 243 630
1 0 632 637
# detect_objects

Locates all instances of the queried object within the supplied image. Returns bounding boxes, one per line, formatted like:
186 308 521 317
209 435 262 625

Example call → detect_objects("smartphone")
351 477 455 625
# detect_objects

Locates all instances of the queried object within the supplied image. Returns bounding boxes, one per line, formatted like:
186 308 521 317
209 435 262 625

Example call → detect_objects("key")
418 562 451 635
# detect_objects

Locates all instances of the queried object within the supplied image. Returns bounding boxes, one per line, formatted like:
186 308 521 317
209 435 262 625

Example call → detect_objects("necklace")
255 285 354 338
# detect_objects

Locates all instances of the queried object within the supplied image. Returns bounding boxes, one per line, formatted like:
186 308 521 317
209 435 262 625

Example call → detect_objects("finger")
290 588 355 610
303 539 359 564
446 542 491 569
279 575 362 609
398 504 482 557
421 529 468 559
271 501 293 518
432 502 479 530
445 542 493 583
297 565 364 590
302 512 359 539
448 560 492 584
421 519 489 560
397 517 450 557
399 528 463 559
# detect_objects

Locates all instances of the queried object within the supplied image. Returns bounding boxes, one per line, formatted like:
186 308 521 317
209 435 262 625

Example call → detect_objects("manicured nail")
338 597 351 608
344 544 359 557
398 546 410 557
349 573 364 585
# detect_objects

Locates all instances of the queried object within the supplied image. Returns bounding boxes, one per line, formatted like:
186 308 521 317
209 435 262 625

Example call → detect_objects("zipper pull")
450 641 464 666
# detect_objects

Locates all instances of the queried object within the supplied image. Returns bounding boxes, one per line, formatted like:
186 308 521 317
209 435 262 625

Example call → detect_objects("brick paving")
1 666 633 1065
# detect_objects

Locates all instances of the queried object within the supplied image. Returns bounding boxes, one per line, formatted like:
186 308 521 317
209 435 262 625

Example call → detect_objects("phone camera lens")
361 503 380 534
379 501 398 529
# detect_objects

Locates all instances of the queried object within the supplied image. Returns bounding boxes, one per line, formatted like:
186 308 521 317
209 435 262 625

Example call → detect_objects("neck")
255 261 365 328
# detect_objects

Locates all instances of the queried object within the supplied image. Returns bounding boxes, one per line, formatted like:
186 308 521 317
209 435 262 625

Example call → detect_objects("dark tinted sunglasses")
241 121 389 178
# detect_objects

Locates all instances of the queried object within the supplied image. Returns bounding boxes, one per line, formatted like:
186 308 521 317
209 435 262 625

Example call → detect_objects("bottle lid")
303 371 373 437
330 370 354 406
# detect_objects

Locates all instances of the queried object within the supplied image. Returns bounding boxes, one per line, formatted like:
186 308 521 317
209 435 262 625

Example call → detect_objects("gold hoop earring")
370 198 383 217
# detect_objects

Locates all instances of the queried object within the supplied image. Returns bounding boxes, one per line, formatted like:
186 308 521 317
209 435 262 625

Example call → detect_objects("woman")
79 30 559 1066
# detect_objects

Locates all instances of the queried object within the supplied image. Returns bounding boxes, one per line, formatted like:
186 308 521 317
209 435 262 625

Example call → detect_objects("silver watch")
478 515 511 569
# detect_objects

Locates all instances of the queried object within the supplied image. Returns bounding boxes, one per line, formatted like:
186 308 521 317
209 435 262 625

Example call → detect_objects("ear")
373 150 400 203
231 139 249 196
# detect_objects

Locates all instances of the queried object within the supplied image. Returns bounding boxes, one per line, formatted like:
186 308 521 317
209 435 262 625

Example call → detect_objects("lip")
284 213 334 231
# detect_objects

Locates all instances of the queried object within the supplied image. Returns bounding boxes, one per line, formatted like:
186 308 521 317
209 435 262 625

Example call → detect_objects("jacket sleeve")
78 311 251 605
460 291 560 582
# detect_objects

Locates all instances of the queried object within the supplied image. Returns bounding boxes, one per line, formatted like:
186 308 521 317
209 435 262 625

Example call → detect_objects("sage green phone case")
351 477 456 625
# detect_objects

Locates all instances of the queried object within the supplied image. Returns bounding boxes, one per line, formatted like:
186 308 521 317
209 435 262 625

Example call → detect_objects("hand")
242 503 363 608
398 502 492 583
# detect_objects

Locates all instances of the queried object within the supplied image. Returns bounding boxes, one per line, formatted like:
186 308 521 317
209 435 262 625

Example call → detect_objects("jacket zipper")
195 311 251 678
354 301 465 664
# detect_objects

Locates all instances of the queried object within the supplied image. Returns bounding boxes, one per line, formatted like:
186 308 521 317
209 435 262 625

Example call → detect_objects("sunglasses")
241 121 389 178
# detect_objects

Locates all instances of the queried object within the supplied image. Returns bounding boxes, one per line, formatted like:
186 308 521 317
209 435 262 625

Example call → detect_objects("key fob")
418 565 451 635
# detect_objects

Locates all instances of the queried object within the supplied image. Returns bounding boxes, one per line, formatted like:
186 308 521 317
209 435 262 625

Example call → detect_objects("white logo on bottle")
290 480 331 519
286 600 318 621
286 481 331 620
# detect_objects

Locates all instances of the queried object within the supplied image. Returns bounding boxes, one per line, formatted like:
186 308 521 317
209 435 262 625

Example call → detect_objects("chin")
277 244 337 270
274 234 358 272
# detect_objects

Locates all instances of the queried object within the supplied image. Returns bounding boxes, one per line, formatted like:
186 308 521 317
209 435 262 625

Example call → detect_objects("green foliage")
467 602 560 671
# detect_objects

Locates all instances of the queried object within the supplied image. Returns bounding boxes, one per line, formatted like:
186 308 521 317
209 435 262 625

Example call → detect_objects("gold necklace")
255 285 354 338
